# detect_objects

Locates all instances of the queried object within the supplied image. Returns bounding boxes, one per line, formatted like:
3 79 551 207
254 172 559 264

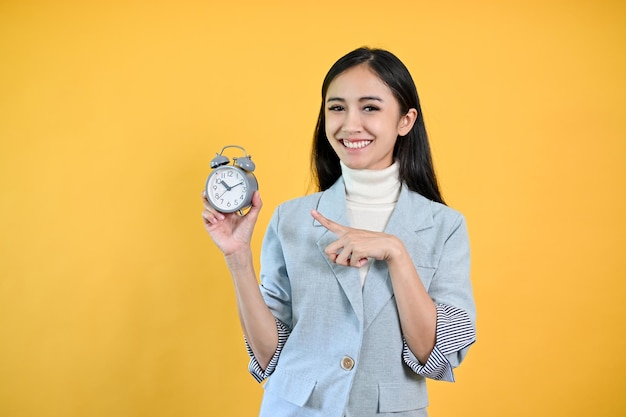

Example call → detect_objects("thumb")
246 191 263 219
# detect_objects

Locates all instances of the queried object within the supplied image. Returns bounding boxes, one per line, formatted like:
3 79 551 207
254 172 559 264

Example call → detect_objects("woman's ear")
398 108 418 136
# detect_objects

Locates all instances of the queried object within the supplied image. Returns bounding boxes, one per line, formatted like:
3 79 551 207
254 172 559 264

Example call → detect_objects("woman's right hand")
201 190 262 256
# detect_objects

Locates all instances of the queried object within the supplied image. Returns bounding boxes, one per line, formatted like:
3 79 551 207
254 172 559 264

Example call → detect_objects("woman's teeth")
342 140 372 149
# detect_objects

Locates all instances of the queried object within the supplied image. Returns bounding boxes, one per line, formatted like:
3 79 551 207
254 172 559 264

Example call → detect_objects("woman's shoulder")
404 188 466 226
262 192 326 233
276 191 324 212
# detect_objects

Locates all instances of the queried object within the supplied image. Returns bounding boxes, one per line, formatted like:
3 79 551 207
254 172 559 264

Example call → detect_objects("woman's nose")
341 109 362 133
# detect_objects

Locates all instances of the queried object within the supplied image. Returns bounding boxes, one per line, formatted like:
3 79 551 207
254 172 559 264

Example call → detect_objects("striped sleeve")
245 318 291 383
403 303 476 382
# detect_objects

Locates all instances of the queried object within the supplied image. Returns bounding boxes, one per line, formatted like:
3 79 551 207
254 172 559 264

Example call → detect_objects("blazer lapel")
362 185 434 331
314 180 364 326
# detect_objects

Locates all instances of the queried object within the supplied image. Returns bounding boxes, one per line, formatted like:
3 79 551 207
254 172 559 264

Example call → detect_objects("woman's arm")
202 191 278 369
224 248 279 369
310 209 475 370
385 241 437 364
311 209 436 362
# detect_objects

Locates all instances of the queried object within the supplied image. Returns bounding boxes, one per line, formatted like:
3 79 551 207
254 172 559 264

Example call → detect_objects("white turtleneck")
340 161 401 286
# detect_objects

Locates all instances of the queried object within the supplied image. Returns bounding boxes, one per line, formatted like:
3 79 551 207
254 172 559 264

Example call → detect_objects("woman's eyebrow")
359 96 384 102
326 96 384 103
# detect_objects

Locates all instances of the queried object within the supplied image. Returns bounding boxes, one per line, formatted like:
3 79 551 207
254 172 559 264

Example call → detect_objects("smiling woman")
201 47 476 417
312 49 444 204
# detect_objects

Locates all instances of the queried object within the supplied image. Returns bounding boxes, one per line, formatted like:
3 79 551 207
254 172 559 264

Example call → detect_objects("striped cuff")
403 304 476 382
245 318 291 383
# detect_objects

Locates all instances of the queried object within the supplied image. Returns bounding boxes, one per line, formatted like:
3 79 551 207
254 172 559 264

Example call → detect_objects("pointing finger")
311 209 347 236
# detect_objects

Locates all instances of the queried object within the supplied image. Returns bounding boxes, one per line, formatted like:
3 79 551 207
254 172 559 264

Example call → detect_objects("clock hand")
218 179 232 191
215 182 244 202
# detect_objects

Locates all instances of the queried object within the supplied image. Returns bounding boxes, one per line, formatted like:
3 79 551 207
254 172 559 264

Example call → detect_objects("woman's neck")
340 161 401 204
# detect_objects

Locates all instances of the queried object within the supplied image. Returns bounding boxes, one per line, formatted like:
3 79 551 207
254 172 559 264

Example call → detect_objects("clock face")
206 166 250 212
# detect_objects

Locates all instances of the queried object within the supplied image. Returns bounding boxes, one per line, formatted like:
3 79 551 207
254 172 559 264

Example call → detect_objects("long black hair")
311 47 445 205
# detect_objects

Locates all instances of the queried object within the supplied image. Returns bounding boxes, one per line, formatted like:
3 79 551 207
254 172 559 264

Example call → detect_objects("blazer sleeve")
403 212 476 382
246 318 291 382
258 205 293 327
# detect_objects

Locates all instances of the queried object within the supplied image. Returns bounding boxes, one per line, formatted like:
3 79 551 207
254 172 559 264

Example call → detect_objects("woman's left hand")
311 209 403 268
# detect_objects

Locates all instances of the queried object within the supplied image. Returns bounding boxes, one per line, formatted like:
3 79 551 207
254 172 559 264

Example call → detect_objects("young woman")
202 47 476 417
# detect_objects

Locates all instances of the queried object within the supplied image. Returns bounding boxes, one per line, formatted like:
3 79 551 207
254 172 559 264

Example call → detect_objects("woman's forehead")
326 65 392 99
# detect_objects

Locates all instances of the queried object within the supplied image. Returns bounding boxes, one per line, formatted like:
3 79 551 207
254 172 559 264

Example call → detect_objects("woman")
202 47 476 417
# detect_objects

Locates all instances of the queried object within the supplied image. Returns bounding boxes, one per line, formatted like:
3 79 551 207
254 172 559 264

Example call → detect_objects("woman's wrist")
224 248 253 270
385 235 408 264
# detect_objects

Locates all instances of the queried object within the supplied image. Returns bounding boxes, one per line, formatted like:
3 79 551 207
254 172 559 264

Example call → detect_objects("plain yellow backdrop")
1 0 625 416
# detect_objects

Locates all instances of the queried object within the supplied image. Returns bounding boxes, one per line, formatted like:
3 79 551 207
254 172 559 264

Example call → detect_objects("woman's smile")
341 139 372 149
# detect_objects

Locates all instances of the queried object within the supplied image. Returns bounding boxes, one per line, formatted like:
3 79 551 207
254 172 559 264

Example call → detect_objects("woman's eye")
363 105 379 112
328 105 344 111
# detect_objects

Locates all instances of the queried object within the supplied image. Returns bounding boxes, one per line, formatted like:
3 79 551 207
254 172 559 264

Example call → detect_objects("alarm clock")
205 145 258 214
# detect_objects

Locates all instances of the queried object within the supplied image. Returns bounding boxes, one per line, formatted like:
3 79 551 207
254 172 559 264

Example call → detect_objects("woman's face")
324 64 416 170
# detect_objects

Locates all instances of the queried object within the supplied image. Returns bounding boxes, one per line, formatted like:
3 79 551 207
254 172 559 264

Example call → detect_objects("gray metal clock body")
205 146 258 213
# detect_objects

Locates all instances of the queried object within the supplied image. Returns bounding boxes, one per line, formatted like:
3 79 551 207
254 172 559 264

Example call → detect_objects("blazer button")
341 356 355 371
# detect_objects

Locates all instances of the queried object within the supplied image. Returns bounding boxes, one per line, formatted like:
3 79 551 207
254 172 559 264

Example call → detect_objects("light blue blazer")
256 178 476 417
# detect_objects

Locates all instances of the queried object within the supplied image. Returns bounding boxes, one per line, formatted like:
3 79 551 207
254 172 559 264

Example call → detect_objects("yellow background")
1 0 625 416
